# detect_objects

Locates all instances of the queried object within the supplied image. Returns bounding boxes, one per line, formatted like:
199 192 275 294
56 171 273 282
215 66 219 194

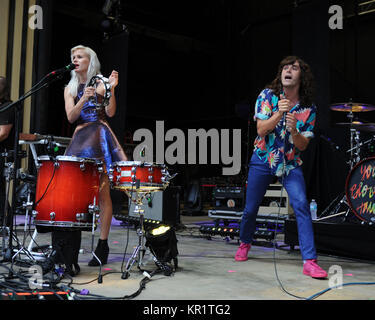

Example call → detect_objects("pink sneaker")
303 259 328 279
235 243 251 261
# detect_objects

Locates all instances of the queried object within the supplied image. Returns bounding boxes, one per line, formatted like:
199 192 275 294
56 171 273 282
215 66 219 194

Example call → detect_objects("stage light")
145 225 178 276
150 225 170 236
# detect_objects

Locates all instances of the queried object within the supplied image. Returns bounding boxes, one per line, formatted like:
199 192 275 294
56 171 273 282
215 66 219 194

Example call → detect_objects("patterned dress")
65 83 127 171
253 88 316 177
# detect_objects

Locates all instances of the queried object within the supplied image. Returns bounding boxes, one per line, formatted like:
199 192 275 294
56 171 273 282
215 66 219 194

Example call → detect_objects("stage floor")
3 213 375 302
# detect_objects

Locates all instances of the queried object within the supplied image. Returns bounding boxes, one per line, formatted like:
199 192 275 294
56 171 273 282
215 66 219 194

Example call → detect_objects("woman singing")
64 45 127 266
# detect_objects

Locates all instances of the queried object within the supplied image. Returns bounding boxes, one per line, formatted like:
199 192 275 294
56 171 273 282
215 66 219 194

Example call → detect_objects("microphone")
48 63 75 77
280 93 287 128
282 112 287 127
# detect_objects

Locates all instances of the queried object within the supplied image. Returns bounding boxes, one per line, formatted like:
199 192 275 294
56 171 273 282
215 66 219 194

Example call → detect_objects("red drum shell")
110 161 165 191
34 156 100 229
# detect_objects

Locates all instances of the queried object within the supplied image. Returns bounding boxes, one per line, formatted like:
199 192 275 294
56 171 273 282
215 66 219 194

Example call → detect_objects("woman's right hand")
82 86 96 102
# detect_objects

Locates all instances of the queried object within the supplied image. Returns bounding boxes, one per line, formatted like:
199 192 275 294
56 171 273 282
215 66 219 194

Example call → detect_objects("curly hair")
266 56 315 107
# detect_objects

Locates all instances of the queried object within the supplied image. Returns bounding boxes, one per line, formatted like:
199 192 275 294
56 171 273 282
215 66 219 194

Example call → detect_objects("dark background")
29 0 375 214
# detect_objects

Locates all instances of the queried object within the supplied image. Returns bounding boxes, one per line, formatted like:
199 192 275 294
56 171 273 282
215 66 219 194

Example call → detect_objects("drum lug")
76 213 84 221
131 174 136 181
148 175 153 183
32 210 38 218
148 167 154 173
80 163 86 171
50 212 55 221
88 204 100 215
98 165 104 173
54 162 60 169
109 174 114 182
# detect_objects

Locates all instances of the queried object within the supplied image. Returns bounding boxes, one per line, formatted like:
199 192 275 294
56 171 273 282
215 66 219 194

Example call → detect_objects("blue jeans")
240 153 317 260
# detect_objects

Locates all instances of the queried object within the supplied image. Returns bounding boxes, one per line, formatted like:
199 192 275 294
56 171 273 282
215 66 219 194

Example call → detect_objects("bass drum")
345 157 375 224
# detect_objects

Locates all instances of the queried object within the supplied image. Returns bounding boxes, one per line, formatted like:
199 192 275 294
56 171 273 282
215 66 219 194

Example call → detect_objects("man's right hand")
278 94 292 114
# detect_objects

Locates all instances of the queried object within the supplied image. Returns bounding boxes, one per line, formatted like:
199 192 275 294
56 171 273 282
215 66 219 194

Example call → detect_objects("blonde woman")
64 45 127 266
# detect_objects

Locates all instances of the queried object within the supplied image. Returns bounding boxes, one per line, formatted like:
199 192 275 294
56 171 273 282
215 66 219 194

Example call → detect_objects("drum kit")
1 132 176 280
321 101 375 224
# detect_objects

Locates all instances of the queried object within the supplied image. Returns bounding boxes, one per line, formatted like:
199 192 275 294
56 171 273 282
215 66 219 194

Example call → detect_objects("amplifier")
213 186 244 210
128 186 180 226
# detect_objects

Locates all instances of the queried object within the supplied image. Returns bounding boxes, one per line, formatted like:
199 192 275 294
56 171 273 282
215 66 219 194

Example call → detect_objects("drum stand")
320 111 362 222
121 190 151 280
1 158 13 261
88 198 102 283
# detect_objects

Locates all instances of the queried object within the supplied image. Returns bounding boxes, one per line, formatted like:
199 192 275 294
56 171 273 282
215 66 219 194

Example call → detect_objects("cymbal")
335 121 375 132
330 102 375 112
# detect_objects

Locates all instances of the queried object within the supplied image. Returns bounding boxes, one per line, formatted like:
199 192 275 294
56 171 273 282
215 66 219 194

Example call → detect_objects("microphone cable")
271 108 308 300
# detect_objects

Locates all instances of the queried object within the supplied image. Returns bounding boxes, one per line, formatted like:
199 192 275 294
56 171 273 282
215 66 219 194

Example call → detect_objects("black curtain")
292 0 348 214
98 31 129 144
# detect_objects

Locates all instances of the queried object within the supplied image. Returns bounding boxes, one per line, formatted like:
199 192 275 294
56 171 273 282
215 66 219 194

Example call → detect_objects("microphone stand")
0 73 65 262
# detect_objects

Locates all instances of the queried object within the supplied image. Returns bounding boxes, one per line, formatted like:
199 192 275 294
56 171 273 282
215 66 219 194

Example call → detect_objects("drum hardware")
320 102 375 222
116 162 177 280
0 65 74 269
9 186 48 264
87 197 103 283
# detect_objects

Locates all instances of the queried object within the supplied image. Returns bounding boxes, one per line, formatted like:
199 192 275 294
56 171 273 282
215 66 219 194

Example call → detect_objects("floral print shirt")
253 88 316 177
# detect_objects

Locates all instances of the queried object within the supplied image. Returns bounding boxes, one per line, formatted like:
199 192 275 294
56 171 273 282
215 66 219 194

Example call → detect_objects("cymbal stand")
0 71 65 264
320 111 361 221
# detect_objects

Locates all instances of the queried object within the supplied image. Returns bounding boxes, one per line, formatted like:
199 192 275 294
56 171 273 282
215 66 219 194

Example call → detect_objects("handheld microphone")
48 63 75 77
280 93 287 127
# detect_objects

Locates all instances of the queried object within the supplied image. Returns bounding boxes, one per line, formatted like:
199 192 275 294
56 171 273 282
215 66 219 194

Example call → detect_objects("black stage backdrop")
28 0 375 216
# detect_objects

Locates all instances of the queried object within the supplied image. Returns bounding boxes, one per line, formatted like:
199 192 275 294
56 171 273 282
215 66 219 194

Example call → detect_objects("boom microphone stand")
0 72 68 262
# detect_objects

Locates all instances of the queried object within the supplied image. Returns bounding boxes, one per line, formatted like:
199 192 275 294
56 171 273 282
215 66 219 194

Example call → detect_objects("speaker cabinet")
128 186 180 226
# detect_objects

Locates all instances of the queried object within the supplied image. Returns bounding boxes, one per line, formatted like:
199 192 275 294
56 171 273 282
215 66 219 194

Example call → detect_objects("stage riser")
284 218 375 261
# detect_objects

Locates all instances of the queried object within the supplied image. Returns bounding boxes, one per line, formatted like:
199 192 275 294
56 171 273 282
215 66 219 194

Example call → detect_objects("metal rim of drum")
37 155 100 164
111 161 166 168
345 156 375 223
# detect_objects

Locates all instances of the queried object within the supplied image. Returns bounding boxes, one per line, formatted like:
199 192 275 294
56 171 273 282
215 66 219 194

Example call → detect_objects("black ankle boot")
88 239 109 266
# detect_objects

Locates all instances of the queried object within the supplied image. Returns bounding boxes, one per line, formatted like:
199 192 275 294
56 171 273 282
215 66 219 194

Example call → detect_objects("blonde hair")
66 45 101 97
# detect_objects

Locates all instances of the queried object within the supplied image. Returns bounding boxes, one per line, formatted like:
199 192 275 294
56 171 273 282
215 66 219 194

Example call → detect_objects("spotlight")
145 225 178 276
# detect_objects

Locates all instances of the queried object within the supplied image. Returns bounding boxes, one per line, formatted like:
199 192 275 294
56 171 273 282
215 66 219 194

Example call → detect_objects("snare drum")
109 161 167 191
33 156 102 231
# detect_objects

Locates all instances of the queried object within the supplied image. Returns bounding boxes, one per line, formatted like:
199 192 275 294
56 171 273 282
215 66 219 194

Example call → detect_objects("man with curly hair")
235 56 327 279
